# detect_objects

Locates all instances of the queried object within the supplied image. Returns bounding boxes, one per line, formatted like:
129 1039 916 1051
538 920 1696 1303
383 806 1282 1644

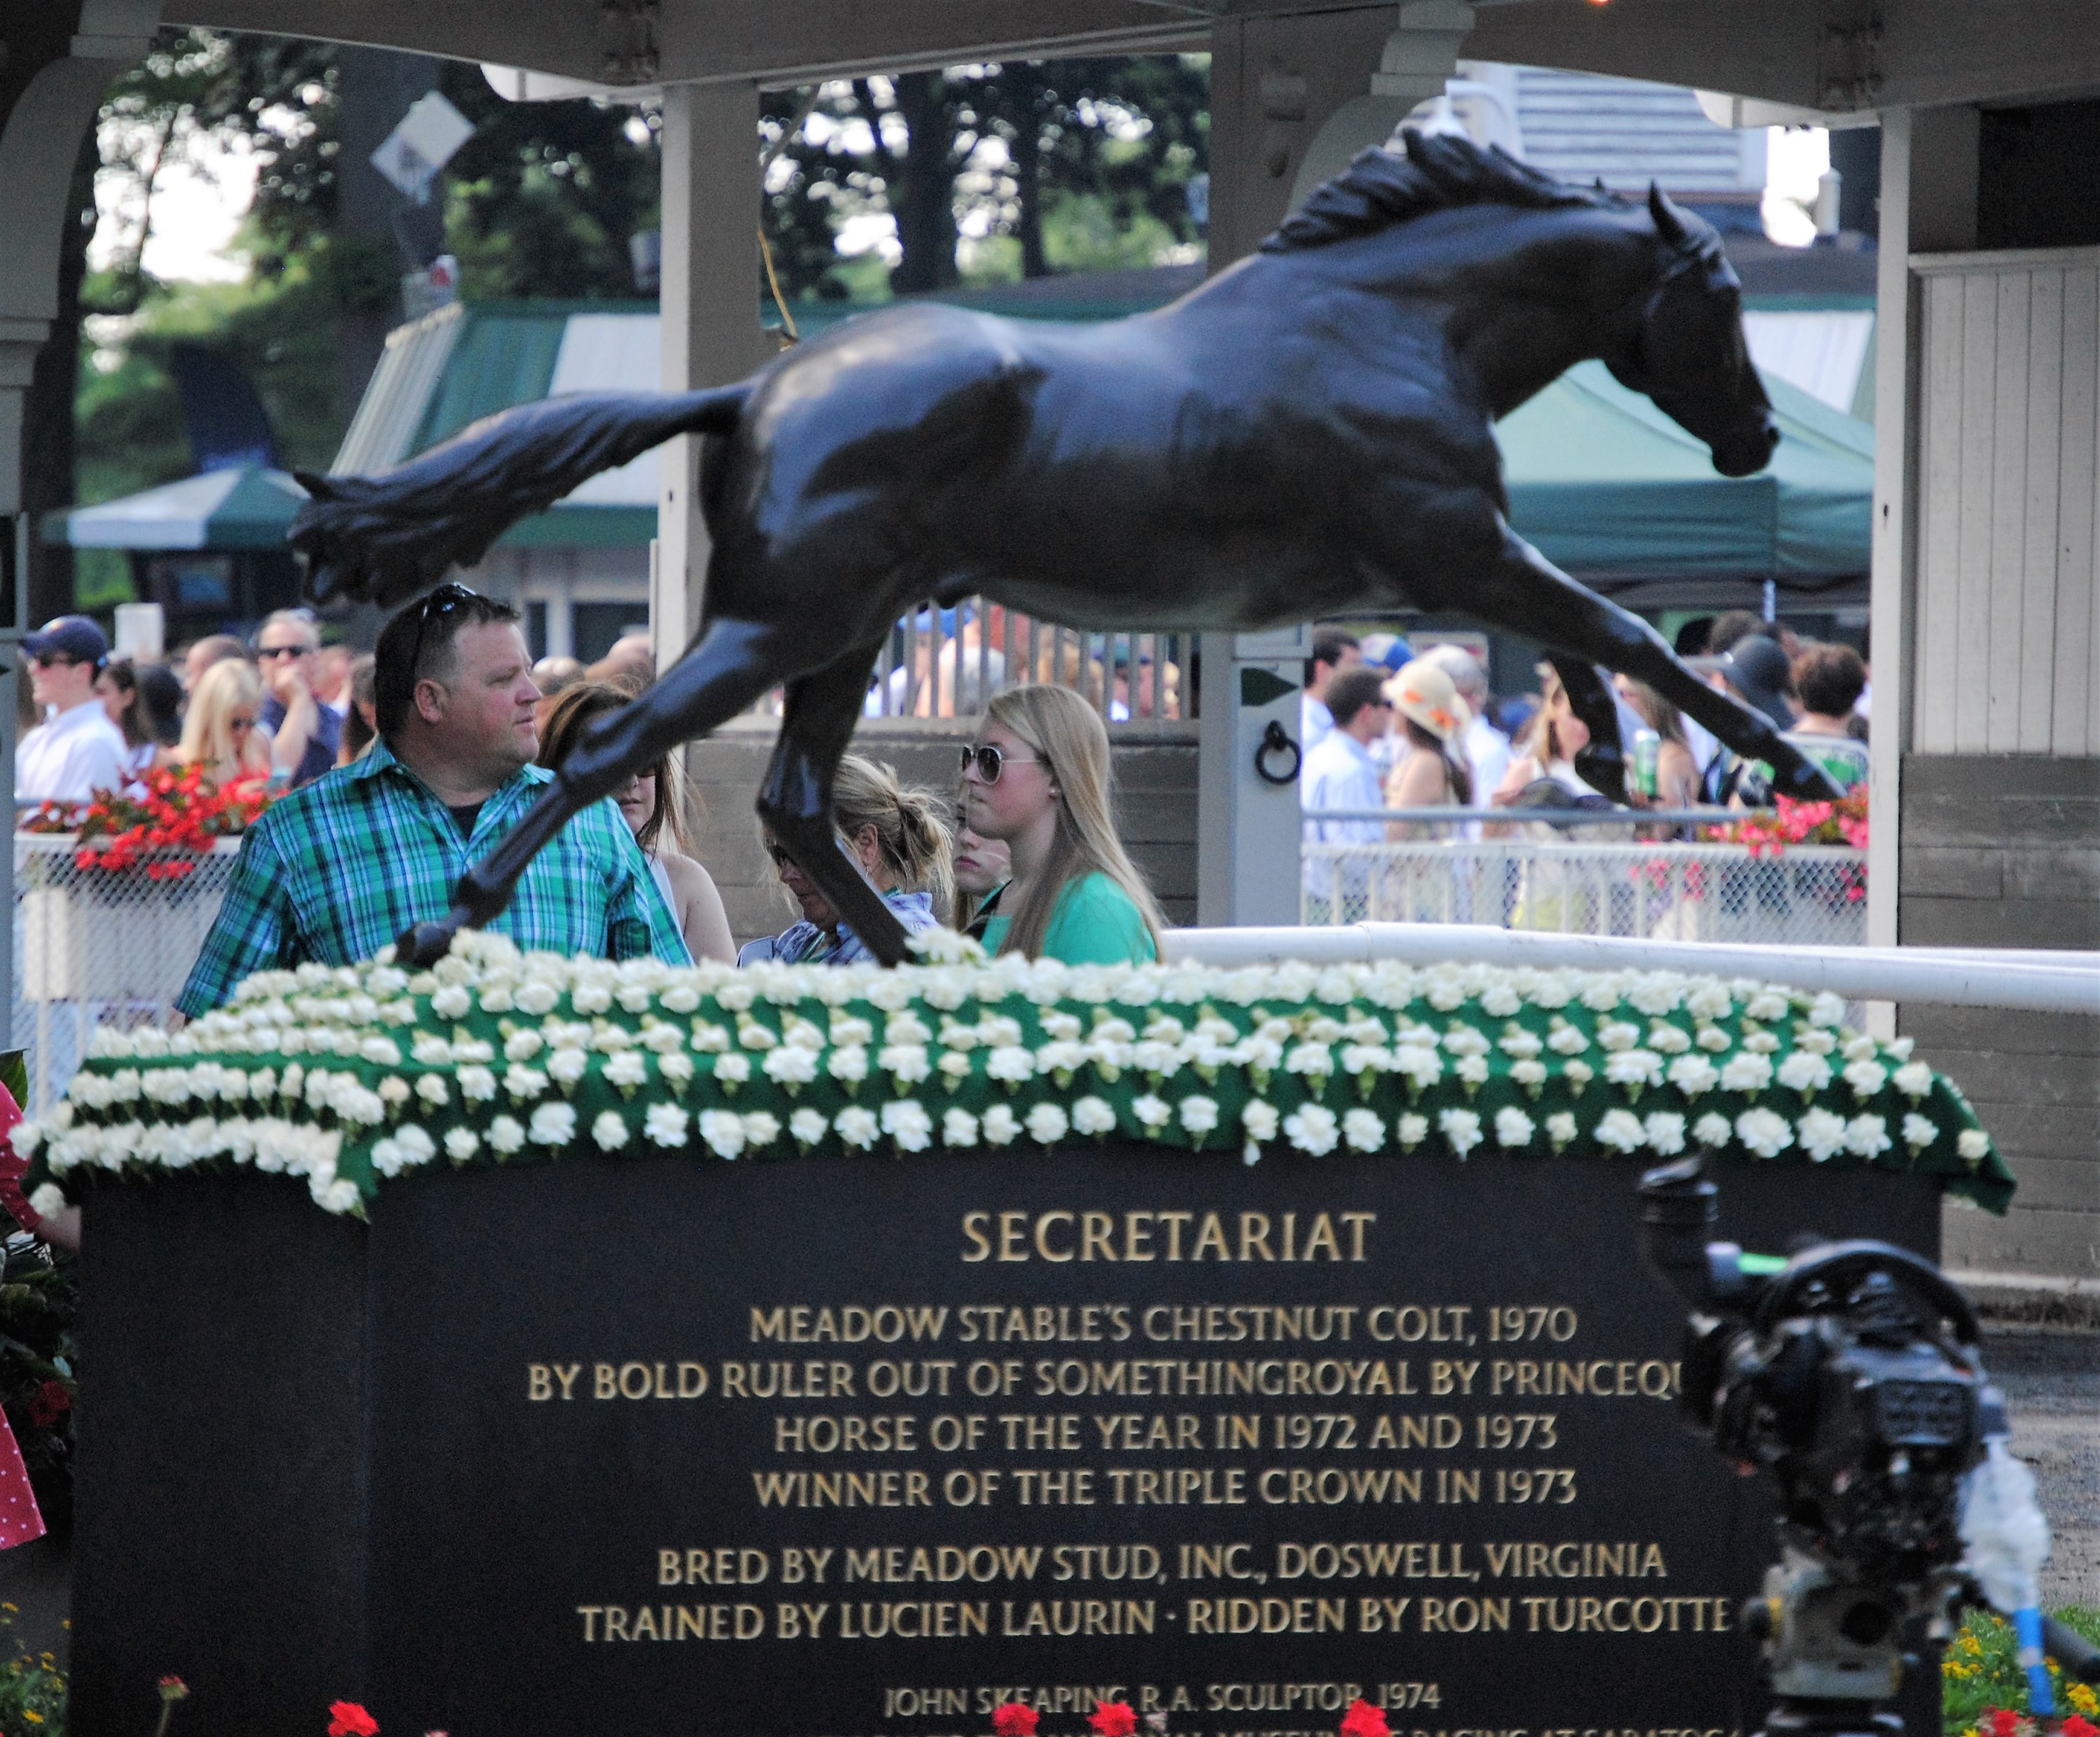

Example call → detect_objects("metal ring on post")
1253 719 1301 785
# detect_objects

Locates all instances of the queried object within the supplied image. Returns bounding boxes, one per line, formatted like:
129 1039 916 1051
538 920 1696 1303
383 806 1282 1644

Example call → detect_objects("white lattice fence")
11 837 239 1115
1302 841 1868 949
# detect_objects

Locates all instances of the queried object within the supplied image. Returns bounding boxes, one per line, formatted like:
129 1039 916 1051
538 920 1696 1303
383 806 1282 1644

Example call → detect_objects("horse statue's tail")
291 384 752 606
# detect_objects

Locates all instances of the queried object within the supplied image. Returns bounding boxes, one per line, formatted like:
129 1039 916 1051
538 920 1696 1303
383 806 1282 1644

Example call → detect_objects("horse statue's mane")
1262 130 1617 254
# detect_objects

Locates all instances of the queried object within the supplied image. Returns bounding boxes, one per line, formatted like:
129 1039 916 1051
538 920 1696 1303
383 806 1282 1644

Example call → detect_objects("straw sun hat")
1383 658 1471 744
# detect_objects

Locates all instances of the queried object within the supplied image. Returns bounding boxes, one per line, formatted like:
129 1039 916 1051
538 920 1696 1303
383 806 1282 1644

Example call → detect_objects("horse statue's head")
1264 133 1779 480
1605 185 1777 478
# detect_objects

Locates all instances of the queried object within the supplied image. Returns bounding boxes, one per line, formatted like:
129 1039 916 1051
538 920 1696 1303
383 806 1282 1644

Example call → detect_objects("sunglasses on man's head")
405 582 483 675
959 743 1044 785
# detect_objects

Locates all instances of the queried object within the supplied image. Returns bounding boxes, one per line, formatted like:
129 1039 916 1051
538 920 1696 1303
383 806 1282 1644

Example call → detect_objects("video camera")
1637 1155 2100 1737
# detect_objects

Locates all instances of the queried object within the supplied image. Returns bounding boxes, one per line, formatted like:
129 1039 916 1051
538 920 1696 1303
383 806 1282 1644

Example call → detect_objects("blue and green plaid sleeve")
176 819 296 1017
598 810 692 966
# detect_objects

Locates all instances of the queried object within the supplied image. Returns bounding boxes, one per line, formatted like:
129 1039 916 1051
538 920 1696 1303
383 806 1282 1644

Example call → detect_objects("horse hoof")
395 919 462 967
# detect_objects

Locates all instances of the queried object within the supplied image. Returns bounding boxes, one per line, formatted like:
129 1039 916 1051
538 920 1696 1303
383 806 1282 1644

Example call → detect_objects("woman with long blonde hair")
960 683 1162 963
742 754 954 966
538 681 736 963
174 657 271 786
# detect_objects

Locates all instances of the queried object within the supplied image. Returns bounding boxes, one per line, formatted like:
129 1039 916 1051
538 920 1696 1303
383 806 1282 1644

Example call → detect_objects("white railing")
11 835 239 1115
858 599 1195 729
1302 841 1869 950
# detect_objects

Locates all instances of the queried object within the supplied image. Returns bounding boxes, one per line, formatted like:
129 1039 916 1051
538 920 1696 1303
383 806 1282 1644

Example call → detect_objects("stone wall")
684 720 1200 948
1899 755 2100 1281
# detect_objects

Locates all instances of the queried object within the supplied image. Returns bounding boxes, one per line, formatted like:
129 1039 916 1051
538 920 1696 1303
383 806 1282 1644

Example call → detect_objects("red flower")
1090 1702 1138 1737
1340 1703 1391 1737
27 1379 69 1429
993 1706 1041 1737
1985 1708 2019 1737
2062 1717 2098 1737
328 1701 379 1737
159 1676 190 1701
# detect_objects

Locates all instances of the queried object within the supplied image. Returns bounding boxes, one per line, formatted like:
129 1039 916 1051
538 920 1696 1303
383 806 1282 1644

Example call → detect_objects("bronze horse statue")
290 132 1840 968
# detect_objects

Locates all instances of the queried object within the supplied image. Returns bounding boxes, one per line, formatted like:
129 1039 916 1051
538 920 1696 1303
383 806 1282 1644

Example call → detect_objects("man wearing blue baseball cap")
16 615 128 805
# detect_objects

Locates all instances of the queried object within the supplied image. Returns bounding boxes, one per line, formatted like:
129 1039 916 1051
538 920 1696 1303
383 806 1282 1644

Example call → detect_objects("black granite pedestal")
69 1150 1943 1737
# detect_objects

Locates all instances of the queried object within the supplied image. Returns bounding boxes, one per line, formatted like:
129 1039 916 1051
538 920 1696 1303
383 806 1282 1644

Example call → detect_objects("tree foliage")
760 58 1209 302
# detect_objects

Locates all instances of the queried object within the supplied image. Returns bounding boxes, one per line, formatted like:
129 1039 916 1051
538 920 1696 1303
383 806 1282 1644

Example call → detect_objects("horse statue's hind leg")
1476 529 1843 803
754 643 915 967
393 616 792 966
1543 658 1633 803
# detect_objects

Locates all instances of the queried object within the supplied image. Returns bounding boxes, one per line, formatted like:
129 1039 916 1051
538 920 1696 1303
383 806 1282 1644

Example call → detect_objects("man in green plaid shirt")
177 588 688 1016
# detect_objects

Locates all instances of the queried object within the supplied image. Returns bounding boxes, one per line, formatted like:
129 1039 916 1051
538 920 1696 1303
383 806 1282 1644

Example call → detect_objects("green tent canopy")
41 466 308 551
1497 360 1872 582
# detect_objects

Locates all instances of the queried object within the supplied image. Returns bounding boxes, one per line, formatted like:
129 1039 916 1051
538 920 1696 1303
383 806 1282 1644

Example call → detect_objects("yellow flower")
25 1709 43 1722
2069 1683 2099 1716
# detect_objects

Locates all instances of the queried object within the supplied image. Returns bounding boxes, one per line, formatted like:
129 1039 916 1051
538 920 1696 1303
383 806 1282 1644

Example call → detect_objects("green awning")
41 467 308 551
1497 361 1872 581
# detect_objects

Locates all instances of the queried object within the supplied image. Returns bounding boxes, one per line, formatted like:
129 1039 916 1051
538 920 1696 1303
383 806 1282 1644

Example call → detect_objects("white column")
655 80 771 674
1864 109 1912 989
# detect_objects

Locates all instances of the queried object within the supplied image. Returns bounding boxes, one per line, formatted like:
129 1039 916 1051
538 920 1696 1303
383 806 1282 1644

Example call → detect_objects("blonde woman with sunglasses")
960 683 1162 964
174 657 272 787
741 755 953 966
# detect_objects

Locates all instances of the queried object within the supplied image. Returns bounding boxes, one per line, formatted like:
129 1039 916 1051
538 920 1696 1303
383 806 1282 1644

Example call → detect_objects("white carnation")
1734 1107 1795 1158
1694 1111 1734 1149
1667 1054 1721 1099
488 1115 526 1155
1902 1113 1938 1151
699 1107 746 1158
504 1030 544 1062
1644 1112 1686 1156
789 1107 829 1148
1648 1024 1691 1056
880 1100 935 1153
1797 1028 1838 1056
1797 1107 1848 1161
1957 1128 1991 1163
1844 1115 1891 1158
1695 1024 1734 1053
834 1106 880 1151
430 984 471 1019
1396 1112 1430 1150
712 1053 752 1088
642 1104 689 1148
546 1047 590 1088
395 1123 436 1165
1072 1096 1118 1137
1596 1022 1641 1053
1179 1096 1220 1139
1547 1024 1589 1056
1025 1102 1070 1147
981 1104 1020 1147
1510 1058 1548 1089
604 1051 648 1092
1778 1051 1833 1095
1893 1062 1934 1101
1133 1094 1172 1131
1494 1107 1534 1150
1605 1049 1663 1091
27 1184 67 1221
826 1046 870 1087
443 1127 480 1162
592 1110 629 1152
504 1065 549 1102
457 1065 497 1104
878 1043 933 1088
1241 1100 1280 1142
1842 1059 1888 1100
1343 1107 1385 1152
1439 1107 1482 1158
1721 1052 1774 1093
414 1073 450 1109
763 1045 821 1088
1545 1111 1578 1151
1593 1110 1646 1153
1284 1104 1340 1157
941 1107 980 1148
528 1102 577 1147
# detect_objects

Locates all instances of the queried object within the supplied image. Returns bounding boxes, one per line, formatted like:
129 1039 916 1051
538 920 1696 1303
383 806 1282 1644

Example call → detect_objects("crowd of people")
1300 611 1872 862
11 589 1875 1026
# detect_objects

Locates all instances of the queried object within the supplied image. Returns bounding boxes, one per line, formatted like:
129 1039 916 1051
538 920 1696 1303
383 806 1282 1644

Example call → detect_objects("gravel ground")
1984 1324 2100 1610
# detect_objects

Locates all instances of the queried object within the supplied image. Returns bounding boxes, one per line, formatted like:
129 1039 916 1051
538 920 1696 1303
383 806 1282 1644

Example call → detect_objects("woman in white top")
1491 667 1610 807
536 681 736 965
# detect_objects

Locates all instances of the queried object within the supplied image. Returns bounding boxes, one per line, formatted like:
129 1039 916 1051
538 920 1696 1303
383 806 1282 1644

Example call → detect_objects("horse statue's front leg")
1473 531 1843 804
1545 658 1630 805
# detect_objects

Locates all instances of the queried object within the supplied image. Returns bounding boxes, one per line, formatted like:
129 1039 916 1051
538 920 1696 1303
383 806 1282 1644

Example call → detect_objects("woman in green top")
960 683 1164 964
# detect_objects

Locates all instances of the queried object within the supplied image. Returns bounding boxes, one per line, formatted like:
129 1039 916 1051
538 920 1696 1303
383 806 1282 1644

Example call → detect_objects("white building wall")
1912 246 2100 756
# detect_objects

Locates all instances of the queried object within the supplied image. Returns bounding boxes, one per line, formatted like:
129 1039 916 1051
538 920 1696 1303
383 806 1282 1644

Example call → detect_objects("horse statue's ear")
1648 182 1690 246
